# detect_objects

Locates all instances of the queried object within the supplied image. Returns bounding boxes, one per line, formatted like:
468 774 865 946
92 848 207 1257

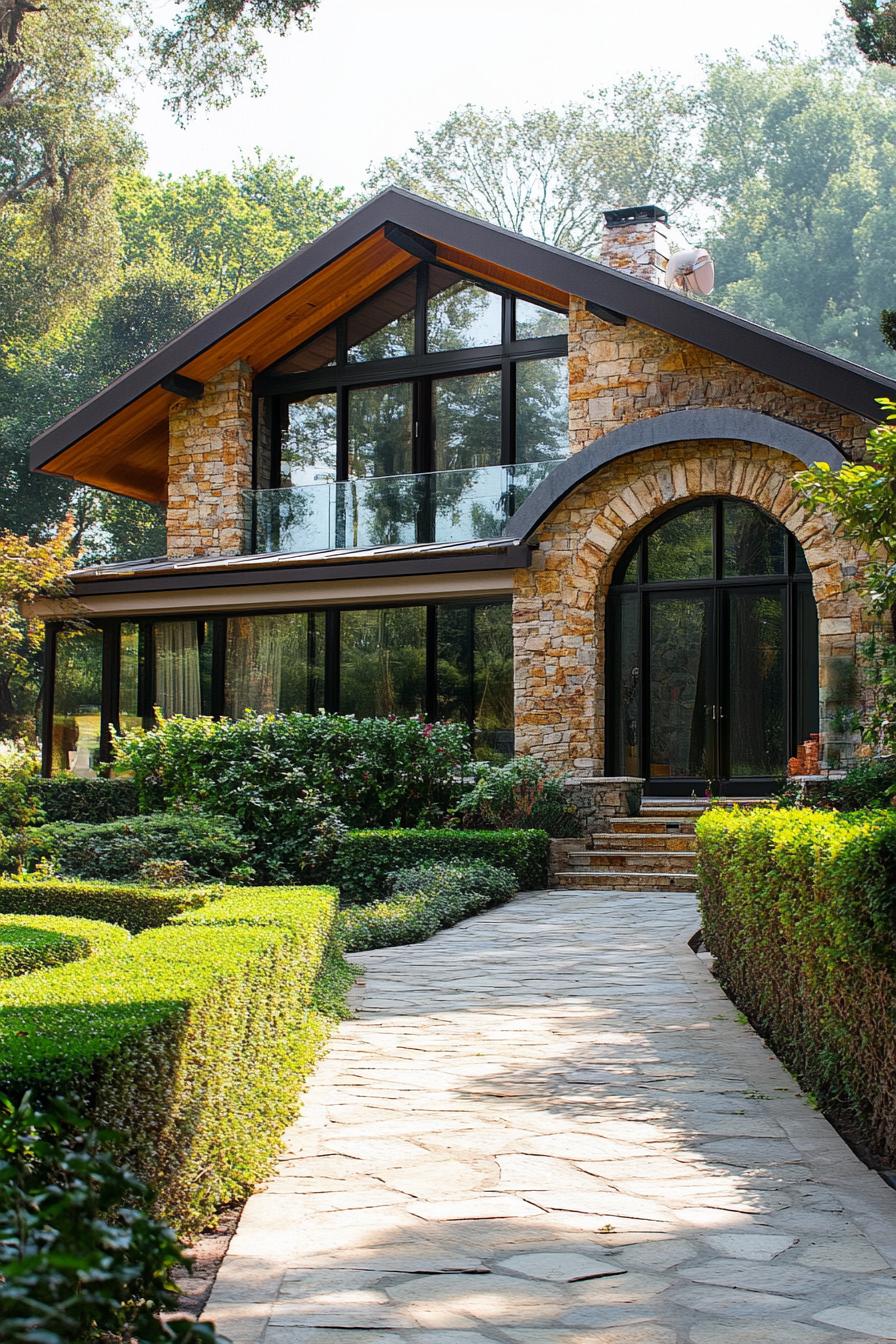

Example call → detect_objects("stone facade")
512 439 870 773
166 360 254 559
568 299 870 461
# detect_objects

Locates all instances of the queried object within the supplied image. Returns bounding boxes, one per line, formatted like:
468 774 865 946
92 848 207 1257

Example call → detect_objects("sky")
137 0 845 193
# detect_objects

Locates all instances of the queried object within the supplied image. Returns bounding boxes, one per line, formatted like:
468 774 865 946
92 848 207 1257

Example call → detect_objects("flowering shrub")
454 756 580 836
115 712 472 831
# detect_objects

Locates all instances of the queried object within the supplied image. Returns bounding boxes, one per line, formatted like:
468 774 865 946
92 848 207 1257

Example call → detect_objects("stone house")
30 189 890 809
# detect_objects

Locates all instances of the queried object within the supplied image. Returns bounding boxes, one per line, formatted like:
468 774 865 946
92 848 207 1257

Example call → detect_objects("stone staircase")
552 797 767 892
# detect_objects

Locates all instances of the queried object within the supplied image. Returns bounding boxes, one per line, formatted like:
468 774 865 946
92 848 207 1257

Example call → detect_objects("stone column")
166 360 254 559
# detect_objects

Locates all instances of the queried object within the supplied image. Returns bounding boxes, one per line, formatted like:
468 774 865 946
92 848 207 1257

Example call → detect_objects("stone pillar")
166 360 254 559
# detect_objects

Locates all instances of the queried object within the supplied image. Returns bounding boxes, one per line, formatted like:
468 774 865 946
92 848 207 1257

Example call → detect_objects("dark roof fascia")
68 541 532 597
30 188 896 472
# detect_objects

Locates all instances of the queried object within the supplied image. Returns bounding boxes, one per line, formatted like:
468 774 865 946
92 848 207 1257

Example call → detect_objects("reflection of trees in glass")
427 280 502 351
728 592 785 777
339 607 427 717
515 300 568 340
347 311 414 362
52 628 104 773
118 623 142 734
473 604 514 758
225 613 323 716
515 357 568 462
723 502 786 576
647 507 714 581
436 603 513 760
271 394 339 550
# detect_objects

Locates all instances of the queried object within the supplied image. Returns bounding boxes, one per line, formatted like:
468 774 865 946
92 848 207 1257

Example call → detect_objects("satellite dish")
665 247 715 296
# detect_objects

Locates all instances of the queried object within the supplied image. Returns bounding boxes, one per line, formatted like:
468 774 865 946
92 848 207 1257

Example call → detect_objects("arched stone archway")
512 437 869 774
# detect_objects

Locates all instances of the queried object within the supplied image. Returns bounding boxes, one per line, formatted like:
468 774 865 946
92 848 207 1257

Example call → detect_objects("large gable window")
255 262 568 495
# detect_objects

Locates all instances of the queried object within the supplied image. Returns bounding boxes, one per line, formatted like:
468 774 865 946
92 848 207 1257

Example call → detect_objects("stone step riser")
566 853 697 874
610 818 697 835
553 871 697 892
591 833 696 852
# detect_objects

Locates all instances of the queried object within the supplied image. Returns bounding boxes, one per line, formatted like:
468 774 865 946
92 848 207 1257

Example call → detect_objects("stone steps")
552 795 768 893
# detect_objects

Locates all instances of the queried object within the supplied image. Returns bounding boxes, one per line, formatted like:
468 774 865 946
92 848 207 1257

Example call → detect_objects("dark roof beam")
160 373 205 401
585 299 627 327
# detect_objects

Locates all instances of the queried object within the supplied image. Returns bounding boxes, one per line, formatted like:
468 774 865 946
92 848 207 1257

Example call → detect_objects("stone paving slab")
203 890 896 1343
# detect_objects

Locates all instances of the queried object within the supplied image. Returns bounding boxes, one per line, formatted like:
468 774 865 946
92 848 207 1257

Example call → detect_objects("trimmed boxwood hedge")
697 806 896 1166
0 877 212 932
31 776 141 823
340 860 517 952
0 883 338 1237
0 913 129 977
333 828 549 904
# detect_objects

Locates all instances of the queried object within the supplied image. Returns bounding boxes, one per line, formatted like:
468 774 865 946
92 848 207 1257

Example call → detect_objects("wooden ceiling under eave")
36 228 572 503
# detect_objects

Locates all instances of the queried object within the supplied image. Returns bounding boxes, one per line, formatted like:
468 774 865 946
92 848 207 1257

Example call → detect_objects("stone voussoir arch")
510 410 865 772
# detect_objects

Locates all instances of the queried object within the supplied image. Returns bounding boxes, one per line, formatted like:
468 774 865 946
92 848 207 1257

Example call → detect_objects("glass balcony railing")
246 460 563 555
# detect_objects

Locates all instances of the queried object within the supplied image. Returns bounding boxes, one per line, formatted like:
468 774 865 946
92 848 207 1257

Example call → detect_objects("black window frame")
605 497 818 790
42 597 514 774
254 261 568 491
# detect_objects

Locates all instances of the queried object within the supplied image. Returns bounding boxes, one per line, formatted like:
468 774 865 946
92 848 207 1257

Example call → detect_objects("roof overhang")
28 537 531 618
30 187 896 503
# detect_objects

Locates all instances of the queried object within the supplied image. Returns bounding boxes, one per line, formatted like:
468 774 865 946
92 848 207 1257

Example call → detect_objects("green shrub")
27 810 253 882
825 756 896 810
333 827 549 904
454 756 580 836
0 741 44 873
0 884 338 1236
0 1093 221 1344
115 711 472 830
697 806 896 1165
0 913 129 977
33 775 141 822
340 860 518 952
0 876 212 932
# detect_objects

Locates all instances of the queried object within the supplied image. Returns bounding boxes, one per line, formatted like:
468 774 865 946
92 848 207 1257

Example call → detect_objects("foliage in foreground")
697 806 896 1165
0 883 339 1236
0 1093 221 1344
340 860 517 953
333 828 550 905
25 811 254 883
0 876 211 932
454 756 579 836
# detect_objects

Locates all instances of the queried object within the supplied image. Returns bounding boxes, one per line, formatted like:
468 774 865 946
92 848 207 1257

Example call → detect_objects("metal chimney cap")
603 205 669 228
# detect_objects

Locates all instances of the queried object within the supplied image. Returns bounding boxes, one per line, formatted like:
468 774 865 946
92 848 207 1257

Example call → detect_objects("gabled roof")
30 187 896 502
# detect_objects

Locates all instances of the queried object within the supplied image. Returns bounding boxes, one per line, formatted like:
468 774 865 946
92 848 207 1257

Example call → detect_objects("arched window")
607 498 818 795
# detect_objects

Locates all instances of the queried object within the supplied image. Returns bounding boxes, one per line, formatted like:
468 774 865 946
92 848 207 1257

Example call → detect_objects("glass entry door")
647 594 714 786
607 499 818 796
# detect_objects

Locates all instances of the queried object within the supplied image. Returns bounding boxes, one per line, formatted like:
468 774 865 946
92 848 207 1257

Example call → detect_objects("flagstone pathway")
204 889 896 1344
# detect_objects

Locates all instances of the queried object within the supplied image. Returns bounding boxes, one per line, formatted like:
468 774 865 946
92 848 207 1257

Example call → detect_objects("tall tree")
367 75 706 254
844 1 896 64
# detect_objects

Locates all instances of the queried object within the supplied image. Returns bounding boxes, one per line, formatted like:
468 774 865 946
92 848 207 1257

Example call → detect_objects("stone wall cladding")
512 439 870 773
166 360 254 559
568 299 870 463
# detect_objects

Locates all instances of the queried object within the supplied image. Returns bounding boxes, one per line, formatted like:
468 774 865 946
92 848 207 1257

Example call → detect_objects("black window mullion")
41 623 58 776
324 609 340 713
426 605 438 721
99 623 118 766
501 357 514 466
416 263 428 357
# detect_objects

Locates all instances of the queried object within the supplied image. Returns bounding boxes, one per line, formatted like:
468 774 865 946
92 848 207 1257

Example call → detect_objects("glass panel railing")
247 461 563 555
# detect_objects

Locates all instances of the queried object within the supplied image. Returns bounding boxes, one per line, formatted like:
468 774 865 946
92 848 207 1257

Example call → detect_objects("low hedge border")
0 914 129 978
340 860 518 952
0 878 213 932
697 806 896 1166
333 828 549 904
0 883 339 1237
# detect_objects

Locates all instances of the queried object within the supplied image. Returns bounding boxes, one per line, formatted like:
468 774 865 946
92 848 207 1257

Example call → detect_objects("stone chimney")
599 204 679 286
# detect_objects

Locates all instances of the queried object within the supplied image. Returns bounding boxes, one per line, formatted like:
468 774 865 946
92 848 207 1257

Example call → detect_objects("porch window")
152 620 213 718
225 612 323 718
50 627 104 776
